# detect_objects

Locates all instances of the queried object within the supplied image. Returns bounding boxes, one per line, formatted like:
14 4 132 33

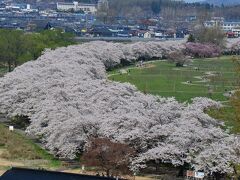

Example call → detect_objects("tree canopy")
192 26 226 47
0 29 75 72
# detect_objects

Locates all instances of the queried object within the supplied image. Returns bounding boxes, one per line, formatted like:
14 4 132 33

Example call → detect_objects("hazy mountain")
206 0 240 5
185 0 240 6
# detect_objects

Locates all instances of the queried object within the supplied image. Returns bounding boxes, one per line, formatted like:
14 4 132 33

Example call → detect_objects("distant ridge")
205 0 240 6
185 0 240 6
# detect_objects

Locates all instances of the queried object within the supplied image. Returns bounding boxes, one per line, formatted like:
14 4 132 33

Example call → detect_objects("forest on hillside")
10 0 240 21
106 0 240 21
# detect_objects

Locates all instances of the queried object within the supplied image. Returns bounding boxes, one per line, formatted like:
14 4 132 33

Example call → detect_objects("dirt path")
0 170 6 176
0 149 24 167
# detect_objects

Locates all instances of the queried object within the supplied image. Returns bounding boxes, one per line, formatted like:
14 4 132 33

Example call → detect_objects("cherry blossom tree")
185 42 221 58
167 51 189 67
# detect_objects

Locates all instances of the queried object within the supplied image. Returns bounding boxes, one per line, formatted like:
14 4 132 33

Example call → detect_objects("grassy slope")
207 106 240 133
0 124 61 169
108 56 236 102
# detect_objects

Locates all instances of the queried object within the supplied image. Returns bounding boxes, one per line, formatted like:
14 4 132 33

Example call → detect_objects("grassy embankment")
0 123 61 175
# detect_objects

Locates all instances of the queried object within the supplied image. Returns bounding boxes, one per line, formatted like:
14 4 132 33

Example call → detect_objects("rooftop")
0 167 122 180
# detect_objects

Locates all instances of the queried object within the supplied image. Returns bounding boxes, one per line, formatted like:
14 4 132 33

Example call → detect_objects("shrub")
10 115 30 130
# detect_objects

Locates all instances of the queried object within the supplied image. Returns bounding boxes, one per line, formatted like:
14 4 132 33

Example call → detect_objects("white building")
57 1 97 14
204 17 224 28
204 17 240 37
222 22 240 31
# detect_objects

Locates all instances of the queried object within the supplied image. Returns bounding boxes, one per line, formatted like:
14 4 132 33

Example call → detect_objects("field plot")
109 56 237 102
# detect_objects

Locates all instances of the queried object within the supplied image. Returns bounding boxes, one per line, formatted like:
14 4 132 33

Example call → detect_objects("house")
89 25 116 37
143 31 154 38
0 167 124 180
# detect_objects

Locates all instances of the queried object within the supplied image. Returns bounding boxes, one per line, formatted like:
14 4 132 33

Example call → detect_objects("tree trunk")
14 60 17 68
106 169 110 177
7 60 11 72
233 165 238 180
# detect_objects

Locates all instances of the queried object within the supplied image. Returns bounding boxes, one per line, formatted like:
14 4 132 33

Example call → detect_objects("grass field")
109 56 237 102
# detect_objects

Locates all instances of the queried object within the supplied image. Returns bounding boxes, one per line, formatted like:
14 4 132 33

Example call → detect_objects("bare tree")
82 138 135 177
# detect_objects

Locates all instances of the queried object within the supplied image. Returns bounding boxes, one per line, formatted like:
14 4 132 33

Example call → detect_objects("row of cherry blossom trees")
0 40 239 176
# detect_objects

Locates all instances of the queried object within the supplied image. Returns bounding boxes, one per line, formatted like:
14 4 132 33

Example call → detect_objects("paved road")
75 36 185 43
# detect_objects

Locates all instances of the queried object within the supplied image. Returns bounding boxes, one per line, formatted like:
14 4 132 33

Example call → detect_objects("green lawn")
108 56 237 102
